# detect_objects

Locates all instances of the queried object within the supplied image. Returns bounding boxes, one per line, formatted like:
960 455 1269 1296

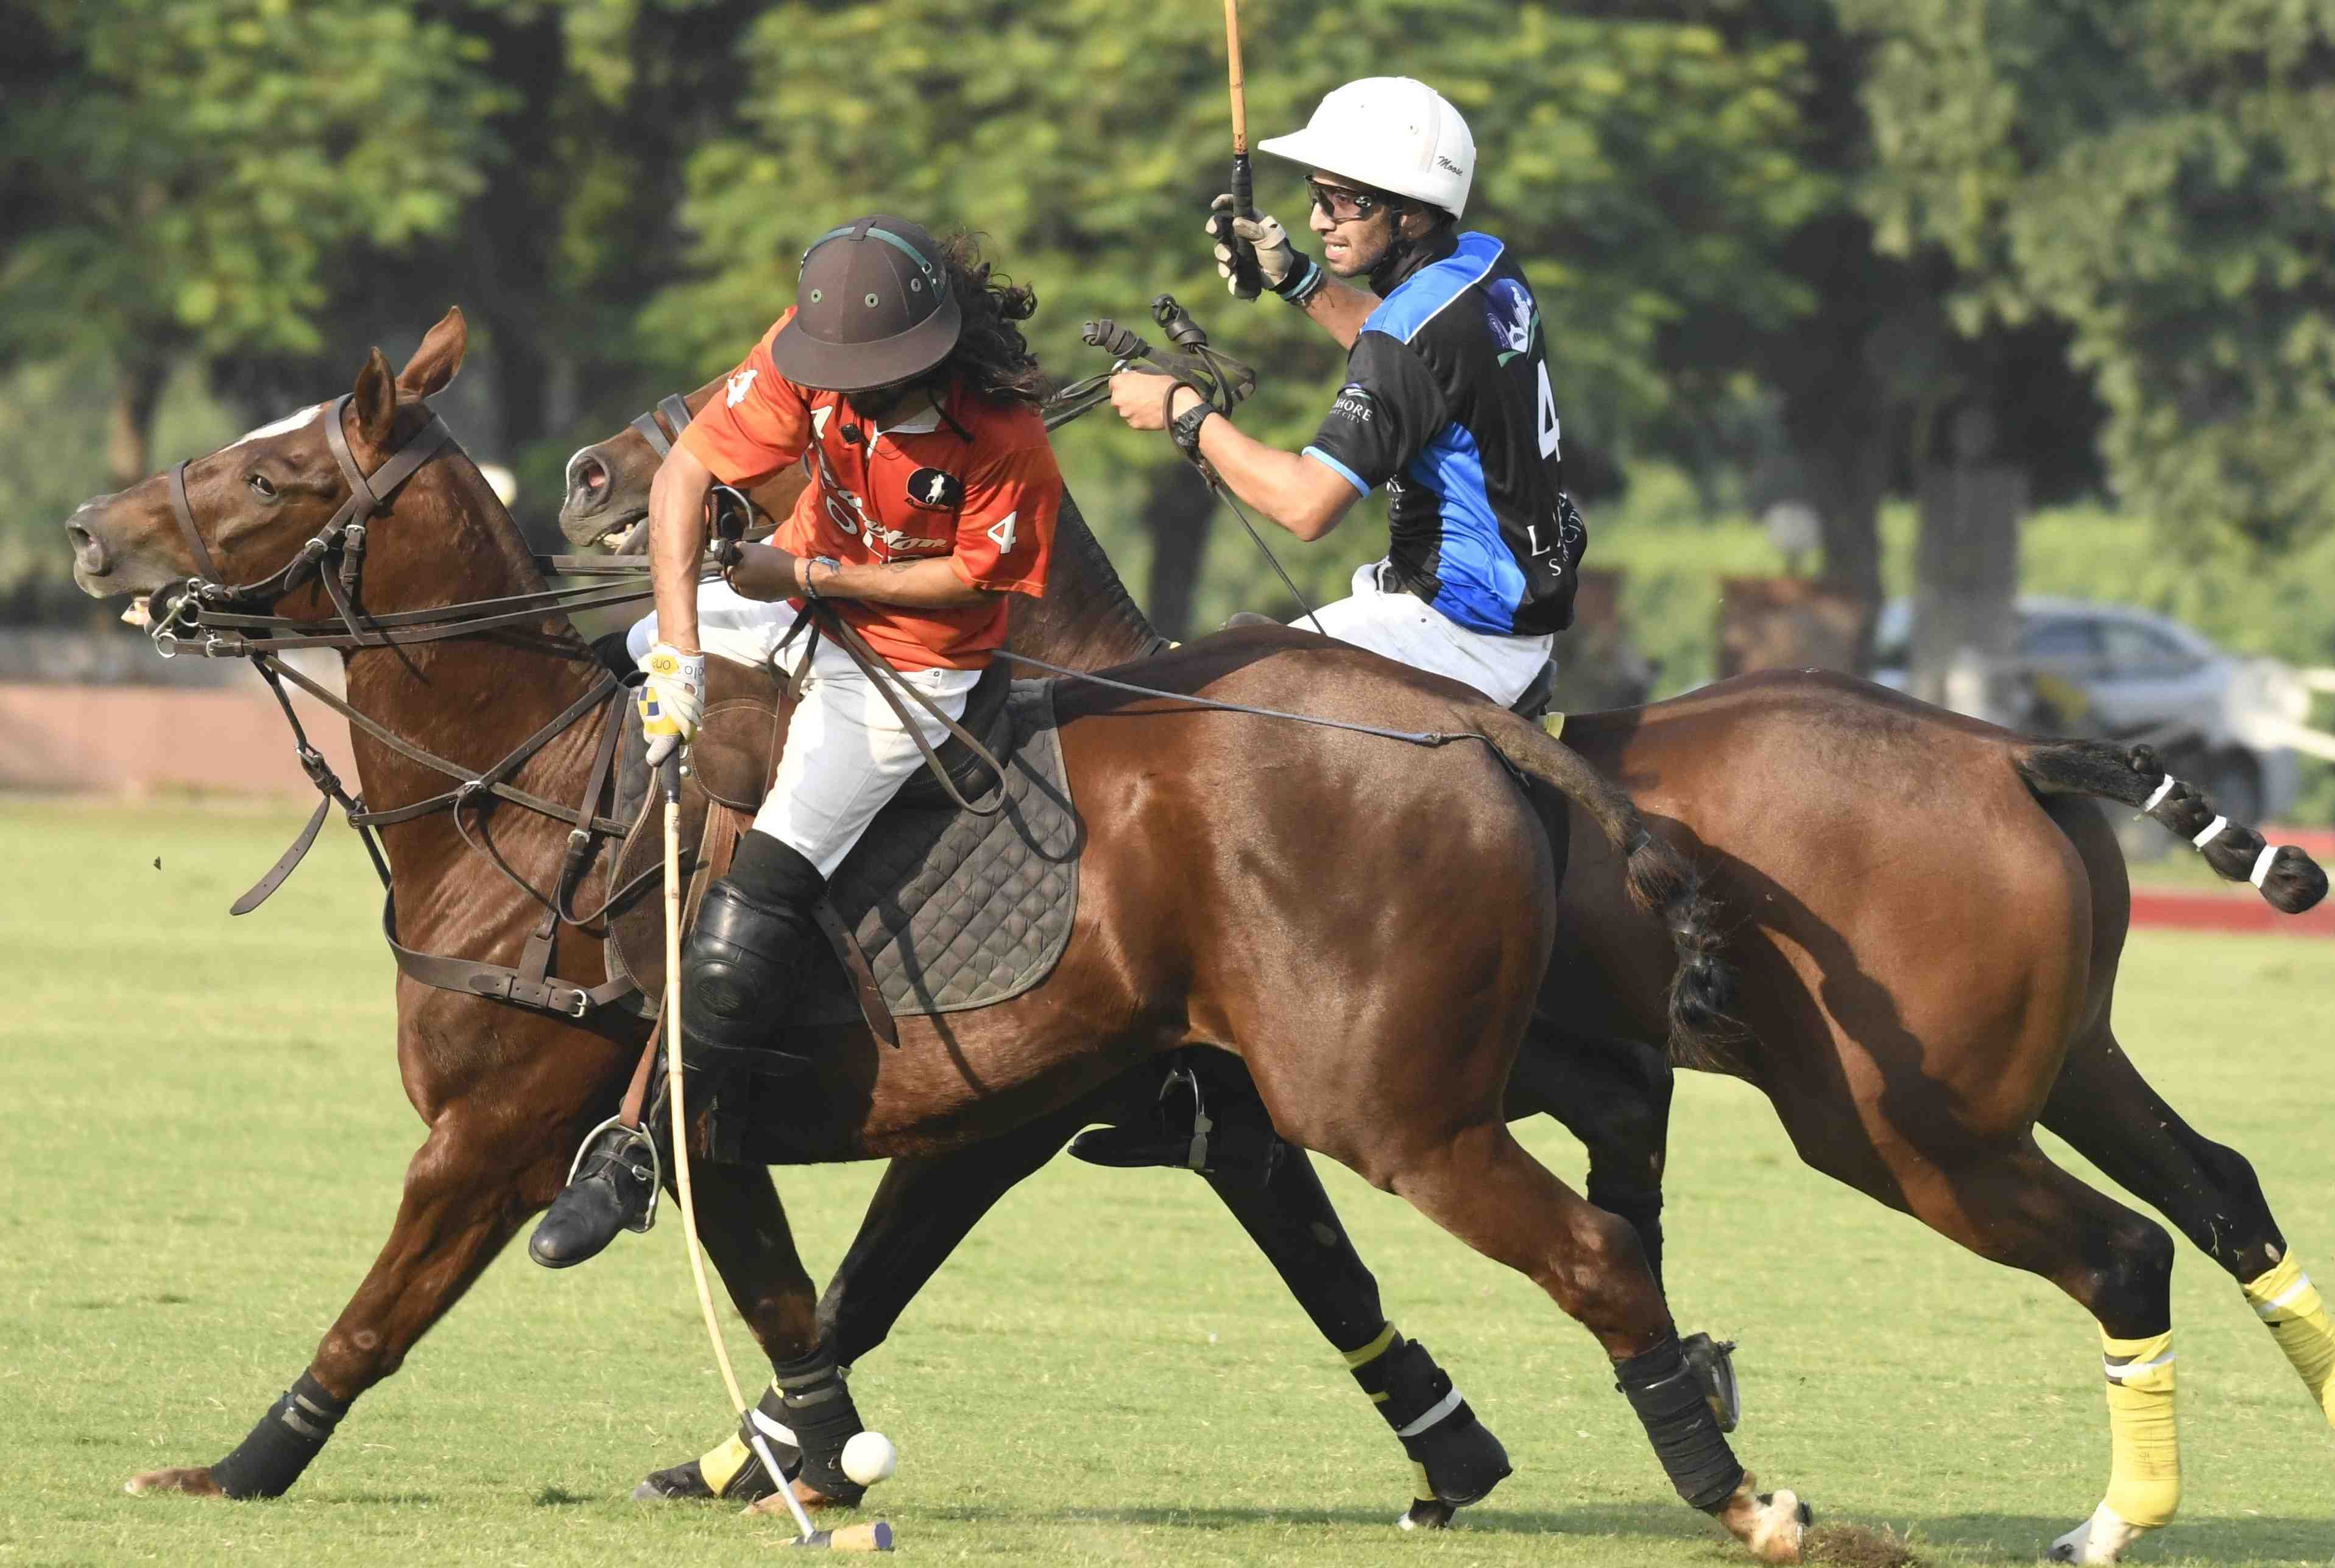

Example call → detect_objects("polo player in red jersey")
533 216 1061 1270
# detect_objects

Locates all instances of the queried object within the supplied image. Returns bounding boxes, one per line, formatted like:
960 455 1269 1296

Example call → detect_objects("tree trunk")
1784 406 1890 673
107 354 168 489
1910 407 2026 722
1140 463 1215 641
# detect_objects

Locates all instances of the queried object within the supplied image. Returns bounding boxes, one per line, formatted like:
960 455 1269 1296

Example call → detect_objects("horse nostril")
566 453 610 513
66 521 108 573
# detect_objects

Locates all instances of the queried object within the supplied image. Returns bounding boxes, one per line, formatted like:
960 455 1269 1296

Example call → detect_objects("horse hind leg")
1385 1118 1809 1562
1876 1137 2181 1563
2044 1027 2335 1429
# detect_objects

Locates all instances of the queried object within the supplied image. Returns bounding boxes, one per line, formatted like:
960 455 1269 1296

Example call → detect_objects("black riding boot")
681 832 827 1076
529 833 822 1271
529 1118 661 1269
1067 1051 1287 1187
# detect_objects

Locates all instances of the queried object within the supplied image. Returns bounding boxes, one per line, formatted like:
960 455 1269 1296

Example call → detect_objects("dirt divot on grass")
1804 1522 1923 1568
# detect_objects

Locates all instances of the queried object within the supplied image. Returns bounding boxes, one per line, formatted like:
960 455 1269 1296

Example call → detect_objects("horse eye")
247 473 277 498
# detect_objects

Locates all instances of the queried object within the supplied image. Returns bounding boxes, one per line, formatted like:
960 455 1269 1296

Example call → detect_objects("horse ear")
398 306 467 400
351 347 400 447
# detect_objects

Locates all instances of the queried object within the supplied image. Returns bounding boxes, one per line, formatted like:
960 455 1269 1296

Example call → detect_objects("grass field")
4 799 2332 1567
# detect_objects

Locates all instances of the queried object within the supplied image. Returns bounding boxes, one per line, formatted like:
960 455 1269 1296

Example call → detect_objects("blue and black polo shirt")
1302 230 1586 637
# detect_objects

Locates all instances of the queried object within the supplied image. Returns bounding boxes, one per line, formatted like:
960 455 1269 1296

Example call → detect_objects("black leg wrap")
209 1371 349 1499
761 1345 867 1505
1616 1333 1743 1511
1353 1333 1511 1508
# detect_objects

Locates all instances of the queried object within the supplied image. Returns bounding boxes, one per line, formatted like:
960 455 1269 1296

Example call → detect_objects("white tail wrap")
2190 815 2228 849
2251 844 2281 889
2140 776 2178 815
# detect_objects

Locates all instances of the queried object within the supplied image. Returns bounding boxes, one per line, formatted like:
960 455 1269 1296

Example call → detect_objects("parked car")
1872 595 2300 824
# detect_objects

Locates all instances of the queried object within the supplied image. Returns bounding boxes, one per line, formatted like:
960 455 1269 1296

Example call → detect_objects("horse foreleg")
1198 1146 1513 1526
125 1101 566 1499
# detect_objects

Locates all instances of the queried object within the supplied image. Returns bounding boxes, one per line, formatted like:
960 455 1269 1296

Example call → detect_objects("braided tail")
2013 739 2328 914
1469 708 1740 1072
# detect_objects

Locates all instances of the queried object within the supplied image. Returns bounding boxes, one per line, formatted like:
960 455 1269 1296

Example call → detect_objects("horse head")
556 378 719 554
67 308 471 622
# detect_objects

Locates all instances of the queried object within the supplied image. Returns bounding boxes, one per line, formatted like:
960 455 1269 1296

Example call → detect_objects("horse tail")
2013 738 2328 914
1468 708 1741 1072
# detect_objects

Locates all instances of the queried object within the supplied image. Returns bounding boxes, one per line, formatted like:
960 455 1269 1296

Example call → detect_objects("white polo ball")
841 1430 897 1486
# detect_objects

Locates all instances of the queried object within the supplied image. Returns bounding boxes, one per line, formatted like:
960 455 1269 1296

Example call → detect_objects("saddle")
601 651 1081 1039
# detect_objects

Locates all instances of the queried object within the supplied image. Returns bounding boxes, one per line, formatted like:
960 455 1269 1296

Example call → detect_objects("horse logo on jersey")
904 466 964 513
726 367 758 407
1483 277 1538 366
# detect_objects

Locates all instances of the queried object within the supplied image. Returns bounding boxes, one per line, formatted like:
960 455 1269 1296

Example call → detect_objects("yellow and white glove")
638 642 706 767
1208 194 1324 304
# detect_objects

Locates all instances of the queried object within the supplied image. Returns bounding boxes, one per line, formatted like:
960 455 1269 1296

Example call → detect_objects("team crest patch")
905 467 964 512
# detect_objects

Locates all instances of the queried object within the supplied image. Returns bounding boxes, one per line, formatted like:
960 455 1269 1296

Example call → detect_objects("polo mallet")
1214 0 1265 295
660 750 893 1552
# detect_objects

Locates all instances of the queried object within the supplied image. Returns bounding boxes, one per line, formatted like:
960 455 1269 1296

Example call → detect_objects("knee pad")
681 876 818 1057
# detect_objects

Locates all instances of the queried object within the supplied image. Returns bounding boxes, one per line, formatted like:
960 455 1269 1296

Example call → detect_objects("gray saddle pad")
605 676 1082 1026
800 680 1082 1024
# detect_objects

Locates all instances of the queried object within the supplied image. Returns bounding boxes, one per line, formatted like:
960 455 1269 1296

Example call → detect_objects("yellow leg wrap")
2100 1329 2180 1530
1340 1321 1397 1371
698 1432 754 1497
2243 1253 2335 1425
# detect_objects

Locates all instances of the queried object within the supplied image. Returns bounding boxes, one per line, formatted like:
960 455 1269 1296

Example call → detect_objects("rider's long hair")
936 233 1048 412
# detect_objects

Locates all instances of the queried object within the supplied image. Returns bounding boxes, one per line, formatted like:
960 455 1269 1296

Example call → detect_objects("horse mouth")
587 509 648 555
123 594 154 627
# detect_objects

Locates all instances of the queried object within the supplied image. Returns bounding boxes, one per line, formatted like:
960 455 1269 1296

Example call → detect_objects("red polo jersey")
678 308 1061 670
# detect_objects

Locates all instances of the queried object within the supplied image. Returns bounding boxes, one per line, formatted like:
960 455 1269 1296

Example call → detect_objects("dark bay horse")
563 373 2335 1563
64 310 1815 1561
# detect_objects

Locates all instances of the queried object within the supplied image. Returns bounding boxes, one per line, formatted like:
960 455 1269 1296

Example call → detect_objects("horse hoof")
1397 1499 1455 1530
1750 1489 1810 1563
125 1466 225 1497
1717 1475 1808 1563
2049 1502 2149 1564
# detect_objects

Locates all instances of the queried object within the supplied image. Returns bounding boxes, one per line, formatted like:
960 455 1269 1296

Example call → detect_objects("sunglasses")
1305 180 1387 224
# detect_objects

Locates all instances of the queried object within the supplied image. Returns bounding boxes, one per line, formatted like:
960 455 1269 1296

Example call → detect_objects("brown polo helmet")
770 215 963 393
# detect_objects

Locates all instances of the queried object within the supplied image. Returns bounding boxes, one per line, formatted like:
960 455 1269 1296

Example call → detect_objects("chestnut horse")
562 370 2335 1563
65 311 1814 1560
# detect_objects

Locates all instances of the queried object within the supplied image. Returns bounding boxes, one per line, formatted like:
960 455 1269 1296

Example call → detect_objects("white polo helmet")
1257 77 1475 219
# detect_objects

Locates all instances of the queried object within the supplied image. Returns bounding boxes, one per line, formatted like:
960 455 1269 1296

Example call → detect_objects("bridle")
568 393 763 551
152 392 678 1023
165 392 453 636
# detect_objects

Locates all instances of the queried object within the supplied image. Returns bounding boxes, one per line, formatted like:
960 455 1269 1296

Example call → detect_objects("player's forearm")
810 554 990 609
647 449 715 651
1193 412 1348 543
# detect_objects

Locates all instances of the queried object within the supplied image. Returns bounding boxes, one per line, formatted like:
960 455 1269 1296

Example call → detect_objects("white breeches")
627 584 979 877
1301 562 1554 707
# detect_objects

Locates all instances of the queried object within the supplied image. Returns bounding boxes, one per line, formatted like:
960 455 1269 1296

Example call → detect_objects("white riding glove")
638 642 706 768
1207 194 1324 305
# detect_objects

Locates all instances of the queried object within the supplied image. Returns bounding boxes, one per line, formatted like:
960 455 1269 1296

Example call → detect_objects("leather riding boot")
529 1120 660 1269
681 833 826 1074
1067 1053 1286 1186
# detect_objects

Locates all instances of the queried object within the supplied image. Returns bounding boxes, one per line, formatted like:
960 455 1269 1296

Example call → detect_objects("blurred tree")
0 0 504 486
650 0 1821 636
1849 0 2335 551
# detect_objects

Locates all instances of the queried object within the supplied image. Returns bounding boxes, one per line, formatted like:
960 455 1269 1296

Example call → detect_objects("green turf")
4 799 2331 1566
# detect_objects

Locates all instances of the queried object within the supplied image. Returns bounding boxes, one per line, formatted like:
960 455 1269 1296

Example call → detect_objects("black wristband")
1169 394 1216 461
1277 252 1327 306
